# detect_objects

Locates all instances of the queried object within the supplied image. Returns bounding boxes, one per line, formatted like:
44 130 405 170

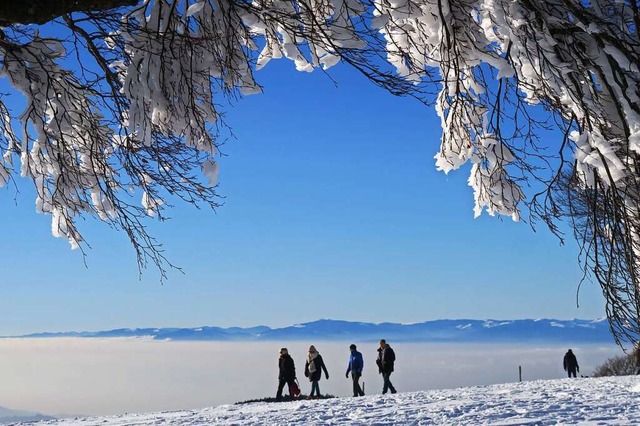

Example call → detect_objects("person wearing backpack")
376 339 397 394
304 345 329 399
346 343 365 397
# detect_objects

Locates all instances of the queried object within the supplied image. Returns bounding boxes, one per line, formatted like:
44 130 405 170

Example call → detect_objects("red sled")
289 380 301 397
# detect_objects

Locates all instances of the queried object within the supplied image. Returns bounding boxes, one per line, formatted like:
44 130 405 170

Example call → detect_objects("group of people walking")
276 339 397 401
279 343 585 402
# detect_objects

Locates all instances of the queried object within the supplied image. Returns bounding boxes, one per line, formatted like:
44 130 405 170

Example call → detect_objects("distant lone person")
376 339 397 394
276 348 299 401
563 349 579 378
304 345 329 399
346 343 365 397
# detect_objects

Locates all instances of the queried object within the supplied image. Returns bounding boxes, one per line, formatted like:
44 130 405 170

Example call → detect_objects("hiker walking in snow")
563 349 579 378
276 348 299 401
346 343 365 397
304 345 329 399
376 339 397 394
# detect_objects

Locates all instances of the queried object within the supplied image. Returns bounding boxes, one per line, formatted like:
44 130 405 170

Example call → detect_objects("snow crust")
33 375 640 425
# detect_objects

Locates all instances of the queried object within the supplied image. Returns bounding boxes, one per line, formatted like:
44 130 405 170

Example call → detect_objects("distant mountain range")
0 406 56 424
6 319 615 344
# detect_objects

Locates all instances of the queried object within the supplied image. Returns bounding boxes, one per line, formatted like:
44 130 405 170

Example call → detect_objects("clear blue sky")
0 59 606 335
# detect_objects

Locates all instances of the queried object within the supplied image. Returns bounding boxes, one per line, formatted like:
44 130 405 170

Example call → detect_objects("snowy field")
30 375 640 425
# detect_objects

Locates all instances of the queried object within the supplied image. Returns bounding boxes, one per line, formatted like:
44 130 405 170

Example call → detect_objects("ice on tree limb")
202 159 219 187
0 0 637 245
1 0 640 343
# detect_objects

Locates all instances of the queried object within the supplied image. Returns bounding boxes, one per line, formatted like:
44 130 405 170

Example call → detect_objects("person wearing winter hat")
304 345 329 399
276 348 299 400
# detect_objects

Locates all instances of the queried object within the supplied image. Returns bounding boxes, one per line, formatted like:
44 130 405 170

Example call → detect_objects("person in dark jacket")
346 343 365 397
563 349 579 378
376 339 397 394
276 348 298 400
304 345 329 399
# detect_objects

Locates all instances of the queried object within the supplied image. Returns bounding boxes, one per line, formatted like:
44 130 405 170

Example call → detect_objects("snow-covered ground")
31 376 640 425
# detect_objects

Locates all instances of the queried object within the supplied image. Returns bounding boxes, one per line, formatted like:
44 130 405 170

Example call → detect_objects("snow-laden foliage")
0 0 639 340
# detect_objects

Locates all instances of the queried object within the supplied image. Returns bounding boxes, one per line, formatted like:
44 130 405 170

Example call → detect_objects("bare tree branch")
0 0 639 343
0 0 137 26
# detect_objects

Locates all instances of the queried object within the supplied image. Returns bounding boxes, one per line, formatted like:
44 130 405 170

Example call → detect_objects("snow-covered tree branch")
1 0 639 343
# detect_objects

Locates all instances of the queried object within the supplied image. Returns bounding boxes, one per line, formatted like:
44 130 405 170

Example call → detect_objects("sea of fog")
0 339 622 417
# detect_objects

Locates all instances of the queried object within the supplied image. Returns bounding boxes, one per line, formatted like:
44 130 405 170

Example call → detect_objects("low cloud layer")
0 339 621 417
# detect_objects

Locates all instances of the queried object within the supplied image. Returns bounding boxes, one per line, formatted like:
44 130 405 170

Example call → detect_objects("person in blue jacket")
346 343 365 397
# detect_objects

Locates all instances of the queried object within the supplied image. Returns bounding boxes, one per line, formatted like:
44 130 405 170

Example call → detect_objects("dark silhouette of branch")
0 0 137 26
